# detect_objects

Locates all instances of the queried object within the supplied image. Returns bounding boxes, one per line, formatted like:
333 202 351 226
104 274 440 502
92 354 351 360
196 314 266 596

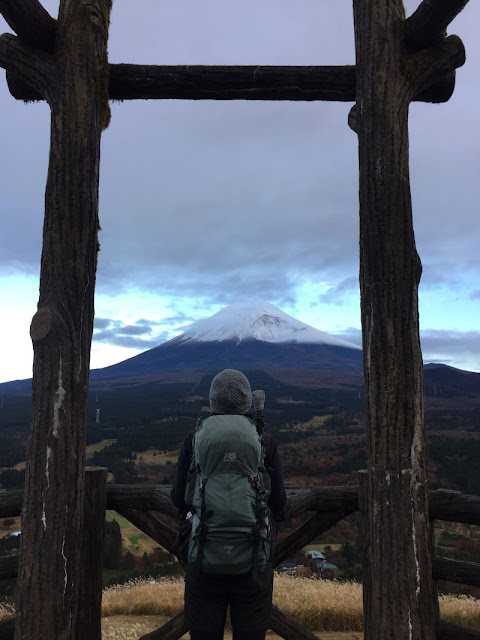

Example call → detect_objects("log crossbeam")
2 485 480 523
2 484 480 639
5 62 458 105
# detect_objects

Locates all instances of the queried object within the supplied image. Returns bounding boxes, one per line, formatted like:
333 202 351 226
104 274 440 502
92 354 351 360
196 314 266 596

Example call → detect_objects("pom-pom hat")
209 369 252 415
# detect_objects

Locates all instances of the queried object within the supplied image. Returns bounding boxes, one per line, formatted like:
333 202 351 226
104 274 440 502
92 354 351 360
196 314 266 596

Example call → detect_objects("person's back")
171 369 286 640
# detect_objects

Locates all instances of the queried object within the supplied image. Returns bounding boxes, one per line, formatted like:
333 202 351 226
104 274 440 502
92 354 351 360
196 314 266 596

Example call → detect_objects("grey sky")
0 0 479 376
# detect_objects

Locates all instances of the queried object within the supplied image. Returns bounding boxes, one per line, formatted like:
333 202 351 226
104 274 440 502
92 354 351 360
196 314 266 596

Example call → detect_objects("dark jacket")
171 426 287 521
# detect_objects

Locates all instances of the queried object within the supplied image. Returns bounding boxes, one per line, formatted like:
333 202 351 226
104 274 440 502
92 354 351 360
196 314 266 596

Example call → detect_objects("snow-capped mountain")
88 301 363 384
178 301 361 349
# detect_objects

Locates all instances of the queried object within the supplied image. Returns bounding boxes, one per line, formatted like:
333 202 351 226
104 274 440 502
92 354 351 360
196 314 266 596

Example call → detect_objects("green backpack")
184 414 273 576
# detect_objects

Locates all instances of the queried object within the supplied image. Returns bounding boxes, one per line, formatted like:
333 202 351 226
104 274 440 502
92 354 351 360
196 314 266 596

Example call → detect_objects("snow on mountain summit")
178 301 361 350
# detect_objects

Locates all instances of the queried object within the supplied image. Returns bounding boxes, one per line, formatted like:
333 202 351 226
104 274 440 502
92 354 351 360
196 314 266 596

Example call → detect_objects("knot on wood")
30 307 53 342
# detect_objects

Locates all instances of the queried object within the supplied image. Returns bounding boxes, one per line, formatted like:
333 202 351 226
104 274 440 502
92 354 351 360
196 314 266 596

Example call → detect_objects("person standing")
171 369 286 640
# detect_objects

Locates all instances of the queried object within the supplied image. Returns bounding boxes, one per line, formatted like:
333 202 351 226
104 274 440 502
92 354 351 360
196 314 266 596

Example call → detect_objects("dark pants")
184 563 273 640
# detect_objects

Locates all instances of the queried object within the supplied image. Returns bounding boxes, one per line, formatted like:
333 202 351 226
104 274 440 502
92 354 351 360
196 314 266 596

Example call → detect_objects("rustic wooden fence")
0 469 480 640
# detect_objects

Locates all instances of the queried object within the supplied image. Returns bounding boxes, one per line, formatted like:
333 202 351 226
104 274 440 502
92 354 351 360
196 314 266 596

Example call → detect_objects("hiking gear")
185 414 273 576
209 369 252 415
185 562 273 635
252 389 265 437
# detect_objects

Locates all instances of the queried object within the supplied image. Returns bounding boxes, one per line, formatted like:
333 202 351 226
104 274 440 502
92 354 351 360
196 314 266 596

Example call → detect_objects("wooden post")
0 1 111 637
76 467 108 640
352 1 465 638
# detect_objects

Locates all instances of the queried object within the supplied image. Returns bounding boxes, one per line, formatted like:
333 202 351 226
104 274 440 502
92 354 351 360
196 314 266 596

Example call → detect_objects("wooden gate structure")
0 0 476 638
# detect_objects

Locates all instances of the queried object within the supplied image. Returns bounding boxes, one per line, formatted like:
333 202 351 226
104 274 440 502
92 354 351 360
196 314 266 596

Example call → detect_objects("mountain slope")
179 301 361 349
89 301 363 385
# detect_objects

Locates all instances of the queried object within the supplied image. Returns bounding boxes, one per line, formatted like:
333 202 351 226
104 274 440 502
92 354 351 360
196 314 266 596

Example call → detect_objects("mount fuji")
89 301 363 386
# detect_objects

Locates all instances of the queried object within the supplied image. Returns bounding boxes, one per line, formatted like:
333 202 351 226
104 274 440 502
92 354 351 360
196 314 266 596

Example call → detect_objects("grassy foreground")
100 575 480 633
2 574 479 636
101 616 363 640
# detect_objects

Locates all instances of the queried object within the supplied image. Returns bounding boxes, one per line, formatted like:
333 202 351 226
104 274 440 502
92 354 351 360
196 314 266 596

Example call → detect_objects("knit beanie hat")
209 369 252 415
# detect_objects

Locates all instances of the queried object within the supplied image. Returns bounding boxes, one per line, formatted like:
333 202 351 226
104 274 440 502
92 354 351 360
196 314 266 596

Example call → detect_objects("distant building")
279 562 305 574
304 550 338 573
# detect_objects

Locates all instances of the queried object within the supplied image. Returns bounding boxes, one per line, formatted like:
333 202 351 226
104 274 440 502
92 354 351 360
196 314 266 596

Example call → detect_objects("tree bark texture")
7 62 457 104
75 468 108 640
4 1 111 638
352 1 450 637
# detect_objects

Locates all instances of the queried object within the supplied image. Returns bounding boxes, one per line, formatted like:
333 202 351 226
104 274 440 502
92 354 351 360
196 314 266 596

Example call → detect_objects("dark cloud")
93 318 172 348
93 331 161 350
470 291 480 300
159 312 198 326
319 277 358 305
118 324 152 336
94 317 114 330
333 327 480 373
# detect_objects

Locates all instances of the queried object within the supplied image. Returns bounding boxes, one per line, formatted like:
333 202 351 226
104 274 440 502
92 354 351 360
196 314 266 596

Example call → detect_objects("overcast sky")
1 0 479 382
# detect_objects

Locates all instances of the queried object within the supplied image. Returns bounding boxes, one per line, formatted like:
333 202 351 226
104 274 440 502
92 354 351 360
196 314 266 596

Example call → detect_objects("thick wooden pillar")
0 1 111 637
352 1 465 638
76 467 108 640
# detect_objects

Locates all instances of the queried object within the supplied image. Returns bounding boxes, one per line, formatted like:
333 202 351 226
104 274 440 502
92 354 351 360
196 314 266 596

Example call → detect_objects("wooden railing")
0 470 480 639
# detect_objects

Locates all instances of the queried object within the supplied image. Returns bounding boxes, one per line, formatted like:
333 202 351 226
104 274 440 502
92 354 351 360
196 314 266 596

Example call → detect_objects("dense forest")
0 370 479 495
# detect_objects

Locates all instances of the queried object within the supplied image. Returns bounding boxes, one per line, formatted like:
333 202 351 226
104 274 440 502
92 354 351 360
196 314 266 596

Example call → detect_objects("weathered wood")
2 484 480 522
437 619 480 640
274 511 347 567
270 605 320 640
7 63 456 104
0 491 23 519
75 468 108 640
107 484 178 518
430 489 480 525
0 554 18 580
433 556 480 587
406 0 470 54
283 486 358 520
0 619 14 640
117 507 177 554
138 611 188 640
353 0 438 637
12 0 111 638
0 0 56 52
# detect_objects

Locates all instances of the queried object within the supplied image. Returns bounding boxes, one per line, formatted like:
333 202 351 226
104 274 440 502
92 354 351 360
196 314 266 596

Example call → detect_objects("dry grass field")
98 575 480 634
101 616 363 640
2 574 480 638
133 449 179 465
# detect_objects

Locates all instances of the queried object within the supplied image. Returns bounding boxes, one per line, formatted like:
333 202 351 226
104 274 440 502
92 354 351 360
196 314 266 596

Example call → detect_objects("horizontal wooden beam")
0 0 56 52
0 554 18 580
106 484 178 519
0 618 14 640
430 489 480 525
2 485 480 523
0 490 22 518
433 556 480 587
283 485 358 520
437 619 480 639
7 63 456 104
406 0 470 53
